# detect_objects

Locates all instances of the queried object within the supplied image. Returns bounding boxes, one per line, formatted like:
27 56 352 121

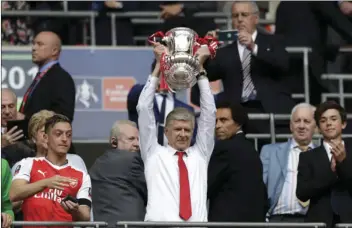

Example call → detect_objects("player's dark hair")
44 114 71 133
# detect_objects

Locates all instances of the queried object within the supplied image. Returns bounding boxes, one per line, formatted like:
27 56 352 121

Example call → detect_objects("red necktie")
176 151 192 220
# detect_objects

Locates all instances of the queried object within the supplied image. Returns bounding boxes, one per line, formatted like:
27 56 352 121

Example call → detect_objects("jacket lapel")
276 139 291 177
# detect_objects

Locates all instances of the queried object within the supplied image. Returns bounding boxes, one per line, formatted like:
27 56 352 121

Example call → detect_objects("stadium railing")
321 72 352 107
12 221 108 227
8 220 352 228
2 10 352 105
116 221 327 228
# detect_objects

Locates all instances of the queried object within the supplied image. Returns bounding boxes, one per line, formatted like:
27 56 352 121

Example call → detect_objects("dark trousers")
269 214 305 228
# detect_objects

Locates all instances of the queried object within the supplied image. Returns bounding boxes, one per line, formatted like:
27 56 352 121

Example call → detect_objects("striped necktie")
241 47 256 102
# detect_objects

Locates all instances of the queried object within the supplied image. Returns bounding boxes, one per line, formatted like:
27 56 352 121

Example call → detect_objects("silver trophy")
161 27 201 91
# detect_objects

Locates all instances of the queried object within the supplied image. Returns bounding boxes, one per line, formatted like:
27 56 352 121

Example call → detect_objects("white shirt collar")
167 144 189 156
251 30 258 42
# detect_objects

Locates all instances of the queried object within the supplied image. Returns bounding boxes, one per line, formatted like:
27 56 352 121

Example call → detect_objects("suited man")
127 67 195 146
192 1 294 136
19 31 75 121
89 120 147 227
208 100 267 222
275 1 352 105
297 101 352 227
260 103 317 222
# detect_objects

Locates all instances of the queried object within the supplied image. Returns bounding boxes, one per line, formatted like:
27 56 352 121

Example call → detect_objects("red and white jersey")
13 157 92 223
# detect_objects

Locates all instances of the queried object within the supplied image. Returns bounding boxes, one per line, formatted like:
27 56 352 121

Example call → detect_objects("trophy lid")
165 27 198 38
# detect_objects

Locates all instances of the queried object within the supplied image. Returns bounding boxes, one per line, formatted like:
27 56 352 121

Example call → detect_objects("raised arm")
136 52 163 161
194 47 216 160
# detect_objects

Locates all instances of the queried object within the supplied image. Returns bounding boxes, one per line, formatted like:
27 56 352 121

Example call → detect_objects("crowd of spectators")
1 1 352 228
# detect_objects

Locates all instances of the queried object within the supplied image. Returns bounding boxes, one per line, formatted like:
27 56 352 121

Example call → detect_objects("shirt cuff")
197 76 210 90
251 44 258 56
148 75 159 86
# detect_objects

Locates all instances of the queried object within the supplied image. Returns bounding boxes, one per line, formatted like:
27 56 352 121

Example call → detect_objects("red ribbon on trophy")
147 31 219 92
148 31 170 92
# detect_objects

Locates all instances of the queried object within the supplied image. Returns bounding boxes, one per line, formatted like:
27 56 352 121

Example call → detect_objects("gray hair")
165 107 195 129
110 120 137 139
1 88 17 103
290 103 316 121
231 1 259 14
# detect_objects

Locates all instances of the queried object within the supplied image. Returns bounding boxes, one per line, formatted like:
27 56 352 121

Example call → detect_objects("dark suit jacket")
275 1 352 95
208 133 268 222
191 30 295 114
22 63 76 121
296 144 352 228
89 149 147 227
127 83 197 144
127 84 195 124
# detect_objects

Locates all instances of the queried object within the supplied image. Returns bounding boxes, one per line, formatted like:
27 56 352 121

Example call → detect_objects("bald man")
19 31 75 121
1 88 25 148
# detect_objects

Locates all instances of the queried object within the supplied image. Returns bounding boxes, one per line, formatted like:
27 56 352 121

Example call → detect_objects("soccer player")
10 114 91 226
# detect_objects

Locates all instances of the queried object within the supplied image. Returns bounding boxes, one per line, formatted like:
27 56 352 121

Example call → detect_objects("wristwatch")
196 70 207 80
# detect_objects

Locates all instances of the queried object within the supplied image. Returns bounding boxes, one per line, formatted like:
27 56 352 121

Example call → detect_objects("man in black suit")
192 1 294 136
275 1 352 105
90 120 147 227
297 101 352 228
19 31 75 121
208 100 267 222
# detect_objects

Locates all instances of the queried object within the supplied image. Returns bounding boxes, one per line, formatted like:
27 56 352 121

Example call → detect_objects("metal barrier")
246 113 352 150
335 224 352 228
12 221 108 227
1 10 273 47
2 10 352 103
321 74 352 107
71 113 352 147
116 221 326 228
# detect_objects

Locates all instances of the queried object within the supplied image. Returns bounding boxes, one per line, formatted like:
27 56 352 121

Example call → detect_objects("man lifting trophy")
148 27 218 92
137 27 218 222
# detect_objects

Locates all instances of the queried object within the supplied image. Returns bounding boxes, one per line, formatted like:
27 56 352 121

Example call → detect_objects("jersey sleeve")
76 173 92 206
12 158 33 182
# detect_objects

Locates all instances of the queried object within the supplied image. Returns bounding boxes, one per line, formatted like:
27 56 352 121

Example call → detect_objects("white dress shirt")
237 30 258 61
155 92 174 146
272 139 314 215
137 75 216 222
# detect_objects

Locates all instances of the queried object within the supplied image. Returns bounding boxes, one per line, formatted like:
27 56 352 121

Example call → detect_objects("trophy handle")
148 31 165 45
195 36 219 59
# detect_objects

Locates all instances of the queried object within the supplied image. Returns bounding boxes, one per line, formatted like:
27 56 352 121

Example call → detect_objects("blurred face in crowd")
165 120 193 151
45 122 72 156
115 124 139 152
32 31 61 66
290 106 316 146
318 109 346 140
231 2 258 33
216 108 239 140
34 126 48 152
1 89 17 127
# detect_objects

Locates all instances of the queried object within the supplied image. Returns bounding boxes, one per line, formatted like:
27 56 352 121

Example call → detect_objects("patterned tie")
19 72 41 112
241 47 256 102
157 94 167 145
176 151 192 220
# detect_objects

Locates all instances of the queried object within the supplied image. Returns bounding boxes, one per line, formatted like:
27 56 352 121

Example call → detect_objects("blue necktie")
158 94 167 145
